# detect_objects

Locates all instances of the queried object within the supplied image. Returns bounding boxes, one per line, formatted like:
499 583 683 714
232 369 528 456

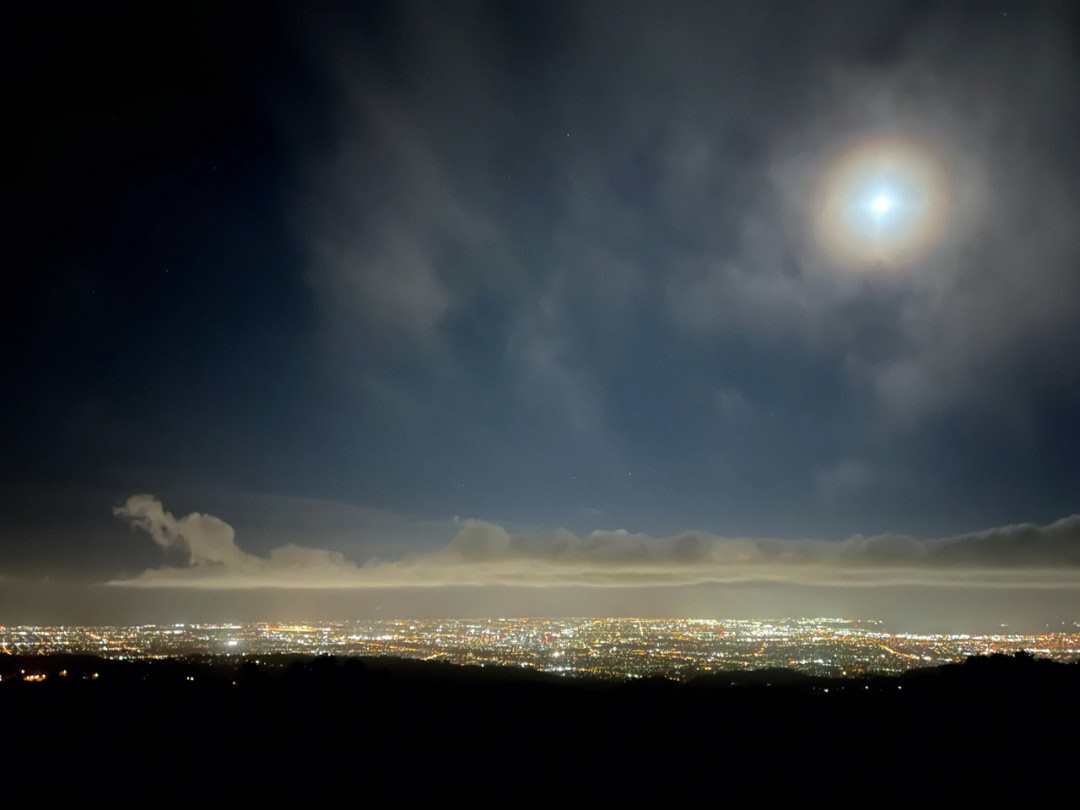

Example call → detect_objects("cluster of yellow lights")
815 135 953 270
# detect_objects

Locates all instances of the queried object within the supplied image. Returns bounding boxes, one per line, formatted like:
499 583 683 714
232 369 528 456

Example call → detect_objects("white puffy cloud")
112 496 1080 590
114 495 362 586
113 495 245 566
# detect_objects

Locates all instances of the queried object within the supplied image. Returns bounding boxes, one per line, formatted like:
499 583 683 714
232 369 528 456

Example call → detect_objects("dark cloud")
283 1 1080 536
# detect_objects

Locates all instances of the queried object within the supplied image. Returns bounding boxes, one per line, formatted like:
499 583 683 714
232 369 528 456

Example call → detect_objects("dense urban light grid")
4 618 1078 680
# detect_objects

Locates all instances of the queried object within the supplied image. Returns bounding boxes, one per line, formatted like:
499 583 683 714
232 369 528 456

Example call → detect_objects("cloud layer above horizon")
110 495 1080 590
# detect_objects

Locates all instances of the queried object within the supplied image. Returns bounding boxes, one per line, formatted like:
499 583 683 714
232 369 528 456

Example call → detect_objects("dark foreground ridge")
3 652 1075 807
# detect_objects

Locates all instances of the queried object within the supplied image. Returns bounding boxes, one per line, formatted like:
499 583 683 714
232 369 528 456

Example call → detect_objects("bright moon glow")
814 136 953 271
870 194 894 215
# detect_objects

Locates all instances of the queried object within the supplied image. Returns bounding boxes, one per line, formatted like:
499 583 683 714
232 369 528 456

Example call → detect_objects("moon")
869 194 894 216
813 135 953 272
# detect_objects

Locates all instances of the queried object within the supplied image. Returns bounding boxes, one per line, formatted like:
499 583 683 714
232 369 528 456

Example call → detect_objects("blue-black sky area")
4 1 1080 599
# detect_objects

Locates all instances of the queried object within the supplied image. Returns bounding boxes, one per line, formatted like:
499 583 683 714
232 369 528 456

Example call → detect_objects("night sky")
5 2 1080 626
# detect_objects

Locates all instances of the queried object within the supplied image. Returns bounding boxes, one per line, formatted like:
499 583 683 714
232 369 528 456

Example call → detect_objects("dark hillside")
2 652 1074 807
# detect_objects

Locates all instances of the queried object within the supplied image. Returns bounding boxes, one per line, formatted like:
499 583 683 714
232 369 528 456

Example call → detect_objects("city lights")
2 619 1077 680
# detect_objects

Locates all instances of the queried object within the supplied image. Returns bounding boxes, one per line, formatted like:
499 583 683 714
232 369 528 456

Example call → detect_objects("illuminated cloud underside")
109 496 1080 590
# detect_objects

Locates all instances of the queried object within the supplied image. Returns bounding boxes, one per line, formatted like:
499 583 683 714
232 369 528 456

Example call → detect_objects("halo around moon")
814 135 953 271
